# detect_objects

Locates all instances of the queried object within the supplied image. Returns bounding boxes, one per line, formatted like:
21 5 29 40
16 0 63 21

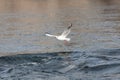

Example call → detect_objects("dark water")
0 49 120 80
0 0 120 80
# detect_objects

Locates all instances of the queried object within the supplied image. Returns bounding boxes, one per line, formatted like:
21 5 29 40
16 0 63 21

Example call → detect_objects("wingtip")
68 23 72 29
45 33 50 37
45 32 50 36
45 34 48 36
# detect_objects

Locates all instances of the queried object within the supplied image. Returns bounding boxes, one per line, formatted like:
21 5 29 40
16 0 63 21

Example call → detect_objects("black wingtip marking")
68 23 72 29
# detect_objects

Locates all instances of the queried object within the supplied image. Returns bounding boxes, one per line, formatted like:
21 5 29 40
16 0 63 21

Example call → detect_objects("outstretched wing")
61 23 72 37
45 33 57 37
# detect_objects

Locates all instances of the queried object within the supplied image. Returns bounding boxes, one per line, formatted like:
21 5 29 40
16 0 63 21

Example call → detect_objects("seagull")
45 23 72 42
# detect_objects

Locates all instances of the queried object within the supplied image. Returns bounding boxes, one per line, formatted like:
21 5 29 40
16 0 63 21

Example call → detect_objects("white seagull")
45 23 72 42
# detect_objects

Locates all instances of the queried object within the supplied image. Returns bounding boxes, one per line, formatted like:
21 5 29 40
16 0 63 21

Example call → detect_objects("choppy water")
0 0 120 80
0 49 120 80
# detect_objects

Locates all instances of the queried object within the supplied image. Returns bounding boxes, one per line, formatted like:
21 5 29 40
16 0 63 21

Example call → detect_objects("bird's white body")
56 36 70 41
45 24 72 42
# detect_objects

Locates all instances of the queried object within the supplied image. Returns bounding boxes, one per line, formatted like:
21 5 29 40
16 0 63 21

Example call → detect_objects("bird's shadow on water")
0 49 120 79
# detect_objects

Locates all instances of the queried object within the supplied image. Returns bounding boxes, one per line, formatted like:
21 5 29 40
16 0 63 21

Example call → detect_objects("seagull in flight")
45 23 72 42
